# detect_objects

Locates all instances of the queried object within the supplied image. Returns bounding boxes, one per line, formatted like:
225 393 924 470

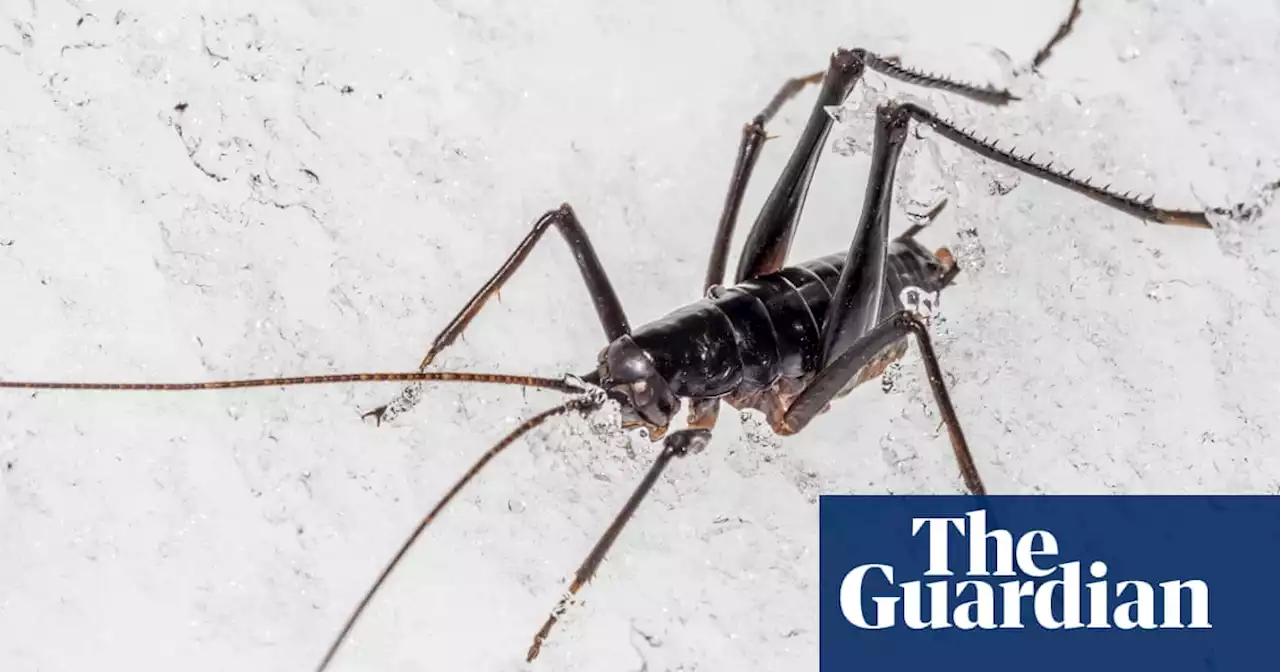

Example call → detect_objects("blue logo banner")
819 496 1279 671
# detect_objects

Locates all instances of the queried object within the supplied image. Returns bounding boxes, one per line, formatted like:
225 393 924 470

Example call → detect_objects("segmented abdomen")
630 240 947 399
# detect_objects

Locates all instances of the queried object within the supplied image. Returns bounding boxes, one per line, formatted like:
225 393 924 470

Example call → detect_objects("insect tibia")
904 103 1210 228
859 49 1017 106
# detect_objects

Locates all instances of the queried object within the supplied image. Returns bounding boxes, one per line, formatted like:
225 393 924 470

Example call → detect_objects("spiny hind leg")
732 47 1022 286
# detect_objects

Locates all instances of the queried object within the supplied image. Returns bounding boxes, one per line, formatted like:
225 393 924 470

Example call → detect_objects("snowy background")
2 0 1278 670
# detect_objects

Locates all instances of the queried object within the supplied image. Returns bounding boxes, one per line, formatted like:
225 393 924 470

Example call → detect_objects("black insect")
0 3 1218 668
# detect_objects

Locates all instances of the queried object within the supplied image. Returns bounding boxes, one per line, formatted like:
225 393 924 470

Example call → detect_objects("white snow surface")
2 1 1279 670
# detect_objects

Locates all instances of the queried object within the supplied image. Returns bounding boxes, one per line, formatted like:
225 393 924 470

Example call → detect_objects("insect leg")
525 427 712 662
854 49 1018 106
732 49 867 283
896 102 1213 227
820 103 913 367
783 103 959 490
823 94 1215 372
1026 0 1084 73
703 70 824 293
784 311 981 495
856 1 1084 99
732 45 1026 285
367 203 630 424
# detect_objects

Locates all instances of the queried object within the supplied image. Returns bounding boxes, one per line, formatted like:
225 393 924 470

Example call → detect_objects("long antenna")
1 366 602 667
315 392 606 672
0 371 582 394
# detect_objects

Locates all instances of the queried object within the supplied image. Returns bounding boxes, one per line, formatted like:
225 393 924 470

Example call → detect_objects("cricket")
0 1 1232 668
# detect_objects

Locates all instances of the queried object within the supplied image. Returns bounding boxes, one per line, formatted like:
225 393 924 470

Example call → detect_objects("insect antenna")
315 391 606 672
0 371 584 394
0 365 609 667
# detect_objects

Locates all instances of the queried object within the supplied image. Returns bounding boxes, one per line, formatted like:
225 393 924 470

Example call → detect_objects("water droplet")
826 87 879 157
954 227 987 273
986 166 1021 196
881 361 903 394
896 136 957 216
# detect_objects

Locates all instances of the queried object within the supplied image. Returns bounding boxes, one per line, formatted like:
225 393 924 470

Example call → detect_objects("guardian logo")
840 510 1211 631
818 496 1278 671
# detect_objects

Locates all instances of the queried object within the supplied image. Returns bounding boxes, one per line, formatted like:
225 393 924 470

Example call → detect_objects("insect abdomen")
628 244 945 399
